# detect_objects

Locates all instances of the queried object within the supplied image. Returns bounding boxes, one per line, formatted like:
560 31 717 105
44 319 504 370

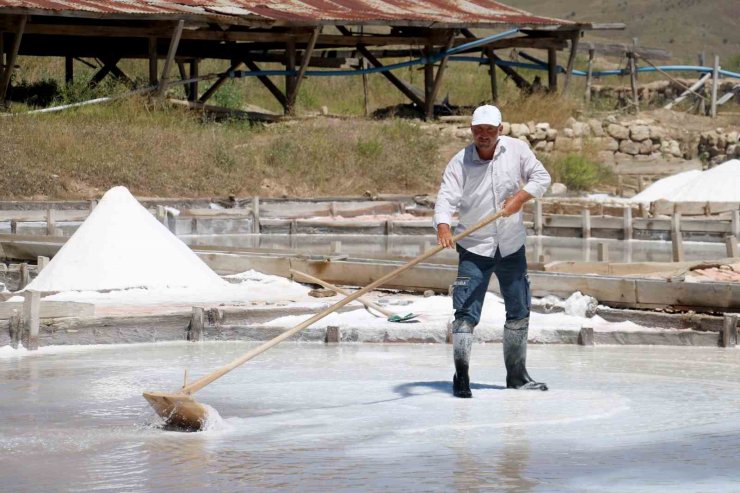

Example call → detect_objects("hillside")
515 0 739 63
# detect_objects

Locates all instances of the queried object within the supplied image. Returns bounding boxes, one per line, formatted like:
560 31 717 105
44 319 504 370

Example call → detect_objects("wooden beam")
423 43 434 119
547 47 557 91
189 59 199 101
243 58 287 108
337 25 424 108
491 53 531 92
562 30 579 92
156 19 185 97
148 37 158 85
426 33 455 119
65 56 73 84
177 61 189 98
0 15 26 106
284 37 296 114
199 59 242 103
585 48 594 102
486 47 498 102
287 27 320 112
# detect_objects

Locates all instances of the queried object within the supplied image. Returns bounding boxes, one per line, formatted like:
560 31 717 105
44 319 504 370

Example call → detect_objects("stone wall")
425 115 739 169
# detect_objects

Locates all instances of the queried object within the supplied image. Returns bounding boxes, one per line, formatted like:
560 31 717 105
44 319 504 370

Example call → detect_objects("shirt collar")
472 138 503 163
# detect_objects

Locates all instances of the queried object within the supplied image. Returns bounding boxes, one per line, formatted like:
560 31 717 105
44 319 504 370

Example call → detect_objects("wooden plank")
0 300 95 319
287 27 320 111
663 73 710 110
189 306 204 342
148 37 158 85
671 213 684 262
635 280 739 310
243 58 287 108
252 196 260 234
0 210 89 221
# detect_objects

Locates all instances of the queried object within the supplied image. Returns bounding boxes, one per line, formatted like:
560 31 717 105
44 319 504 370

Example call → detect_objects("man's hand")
501 191 534 217
437 223 454 249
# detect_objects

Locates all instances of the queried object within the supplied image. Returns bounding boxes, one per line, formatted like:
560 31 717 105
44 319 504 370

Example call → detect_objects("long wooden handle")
290 268 393 318
182 210 503 395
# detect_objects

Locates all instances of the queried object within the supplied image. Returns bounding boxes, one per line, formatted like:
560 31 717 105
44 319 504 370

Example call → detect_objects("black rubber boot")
452 319 474 398
503 317 548 391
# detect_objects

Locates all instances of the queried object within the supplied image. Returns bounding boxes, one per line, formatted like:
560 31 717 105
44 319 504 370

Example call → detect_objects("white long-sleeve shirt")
433 136 551 257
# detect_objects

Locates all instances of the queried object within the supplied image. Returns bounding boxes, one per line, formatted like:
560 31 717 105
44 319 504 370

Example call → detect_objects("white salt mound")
631 160 740 203
630 170 701 202
26 186 225 292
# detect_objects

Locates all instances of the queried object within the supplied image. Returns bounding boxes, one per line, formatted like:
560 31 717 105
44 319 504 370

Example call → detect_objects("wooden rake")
143 210 505 431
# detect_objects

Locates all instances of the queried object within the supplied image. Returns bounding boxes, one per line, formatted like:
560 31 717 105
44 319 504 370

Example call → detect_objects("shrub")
543 153 612 191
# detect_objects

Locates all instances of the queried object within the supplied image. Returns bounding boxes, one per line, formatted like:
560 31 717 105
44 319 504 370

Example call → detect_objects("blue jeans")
452 244 530 325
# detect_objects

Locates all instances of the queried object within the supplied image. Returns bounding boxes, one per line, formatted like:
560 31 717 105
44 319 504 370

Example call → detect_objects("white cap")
471 105 502 126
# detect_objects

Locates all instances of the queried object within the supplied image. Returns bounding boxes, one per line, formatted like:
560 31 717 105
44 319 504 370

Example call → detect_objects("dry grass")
0 98 442 199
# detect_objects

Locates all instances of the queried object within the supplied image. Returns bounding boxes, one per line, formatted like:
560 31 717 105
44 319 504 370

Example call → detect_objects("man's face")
471 124 501 150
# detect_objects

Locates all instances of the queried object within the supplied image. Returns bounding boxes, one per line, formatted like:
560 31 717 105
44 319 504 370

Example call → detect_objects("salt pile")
26 186 226 292
631 159 740 203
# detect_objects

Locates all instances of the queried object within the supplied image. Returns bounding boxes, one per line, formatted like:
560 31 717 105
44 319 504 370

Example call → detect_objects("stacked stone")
501 121 558 152
698 129 740 165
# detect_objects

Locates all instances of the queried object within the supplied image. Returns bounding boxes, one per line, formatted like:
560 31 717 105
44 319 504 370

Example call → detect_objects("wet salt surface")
1 342 739 492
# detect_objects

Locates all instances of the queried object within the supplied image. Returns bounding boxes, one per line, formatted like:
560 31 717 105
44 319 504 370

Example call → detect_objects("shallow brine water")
1 343 739 492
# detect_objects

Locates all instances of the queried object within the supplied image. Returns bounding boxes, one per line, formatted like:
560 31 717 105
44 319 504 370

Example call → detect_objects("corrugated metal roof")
0 0 576 28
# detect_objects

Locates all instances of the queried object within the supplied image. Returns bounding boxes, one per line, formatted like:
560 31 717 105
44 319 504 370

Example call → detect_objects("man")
434 105 551 398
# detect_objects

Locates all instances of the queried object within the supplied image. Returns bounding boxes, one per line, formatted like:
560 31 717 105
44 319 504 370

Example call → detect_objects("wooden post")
534 199 543 236
637 175 644 193
148 37 158 86
9 309 20 349
671 213 684 262
10 219 17 234
361 57 369 117
726 236 739 258
629 51 639 112
189 306 204 342
46 208 56 236
585 47 594 102
597 242 609 262
156 205 167 225
426 33 455 119
581 209 591 239
0 15 26 107
710 55 719 118
252 196 260 234
547 47 558 92
617 175 624 197
37 256 49 273
331 241 342 254
721 314 737 348
0 30 4 83
166 210 177 233
486 48 498 102
562 30 580 92
23 290 40 350
19 262 30 289
385 219 394 235
623 206 633 240
423 43 435 120
65 56 74 84
287 27 319 114
289 219 297 235
285 37 296 115
732 209 740 238
578 324 594 346
698 52 706 115
325 326 340 343
625 239 633 263
156 19 184 97
189 59 199 102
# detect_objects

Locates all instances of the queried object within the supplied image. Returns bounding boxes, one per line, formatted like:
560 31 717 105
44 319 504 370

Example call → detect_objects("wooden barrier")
726 236 739 258
721 314 737 348
22 290 40 350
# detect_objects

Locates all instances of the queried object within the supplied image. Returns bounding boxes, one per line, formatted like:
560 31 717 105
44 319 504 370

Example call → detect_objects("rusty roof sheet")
0 1 577 28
